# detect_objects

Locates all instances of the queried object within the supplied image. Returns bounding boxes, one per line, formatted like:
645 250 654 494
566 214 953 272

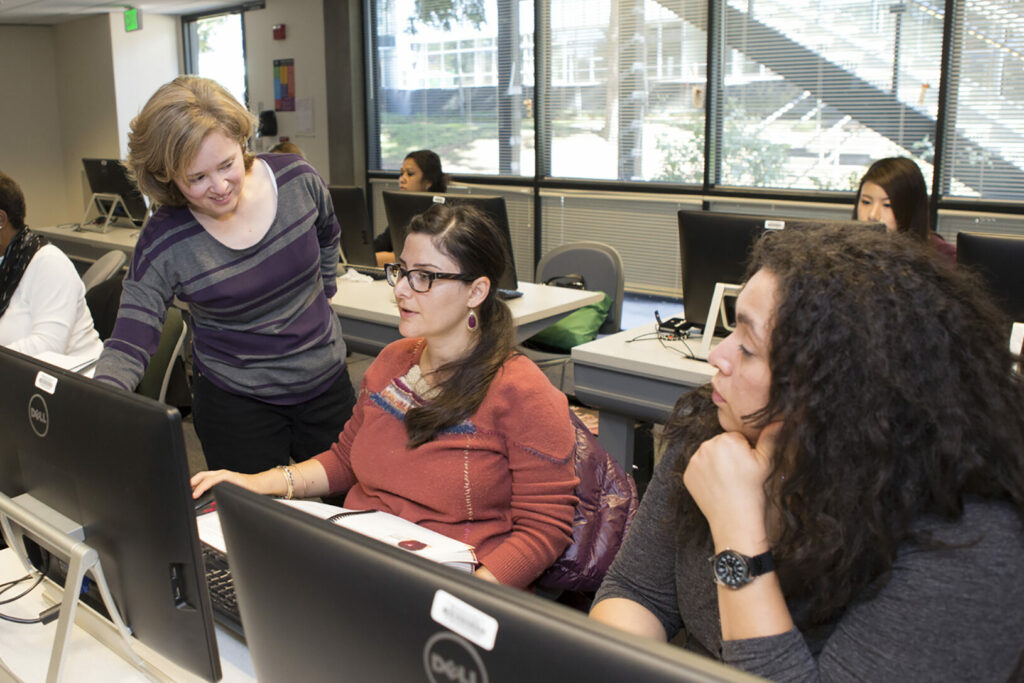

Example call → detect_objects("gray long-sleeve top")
595 442 1024 681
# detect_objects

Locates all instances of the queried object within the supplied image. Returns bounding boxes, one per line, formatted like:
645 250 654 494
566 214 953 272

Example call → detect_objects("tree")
407 0 486 33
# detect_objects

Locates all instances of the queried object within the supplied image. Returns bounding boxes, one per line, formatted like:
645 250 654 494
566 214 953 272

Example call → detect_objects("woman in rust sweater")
192 204 579 588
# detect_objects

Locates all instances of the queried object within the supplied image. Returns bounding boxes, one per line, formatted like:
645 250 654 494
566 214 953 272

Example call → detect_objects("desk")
332 279 604 355
572 316 716 470
34 224 138 264
0 549 254 682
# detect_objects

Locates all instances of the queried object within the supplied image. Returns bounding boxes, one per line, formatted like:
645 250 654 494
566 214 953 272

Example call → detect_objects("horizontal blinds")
370 0 533 176
715 0 943 190
540 189 701 296
539 0 709 183
939 0 1024 200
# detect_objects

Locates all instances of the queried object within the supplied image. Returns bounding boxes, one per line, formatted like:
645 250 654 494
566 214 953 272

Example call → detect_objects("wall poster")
274 58 295 112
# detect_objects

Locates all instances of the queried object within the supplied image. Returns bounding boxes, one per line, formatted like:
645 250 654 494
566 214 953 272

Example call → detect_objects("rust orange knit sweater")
314 337 579 588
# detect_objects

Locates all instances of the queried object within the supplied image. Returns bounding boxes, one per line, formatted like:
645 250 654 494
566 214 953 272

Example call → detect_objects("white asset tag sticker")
430 590 498 651
34 371 58 395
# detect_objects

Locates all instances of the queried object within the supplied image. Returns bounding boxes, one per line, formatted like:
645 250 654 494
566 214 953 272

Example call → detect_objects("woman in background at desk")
591 226 1024 680
374 149 449 266
94 76 355 474
0 170 103 359
853 156 956 262
193 204 579 589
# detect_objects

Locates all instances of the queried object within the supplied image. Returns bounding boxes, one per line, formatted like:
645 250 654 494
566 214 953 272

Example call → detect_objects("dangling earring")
466 310 479 331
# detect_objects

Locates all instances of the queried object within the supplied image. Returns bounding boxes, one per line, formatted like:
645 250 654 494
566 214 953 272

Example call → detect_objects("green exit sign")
124 7 141 32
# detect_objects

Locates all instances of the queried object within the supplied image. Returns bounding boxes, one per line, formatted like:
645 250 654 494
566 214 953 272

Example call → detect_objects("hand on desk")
191 468 282 499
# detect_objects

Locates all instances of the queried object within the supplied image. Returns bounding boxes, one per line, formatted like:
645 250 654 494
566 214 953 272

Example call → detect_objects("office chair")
81 249 127 292
520 242 625 396
136 307 188 404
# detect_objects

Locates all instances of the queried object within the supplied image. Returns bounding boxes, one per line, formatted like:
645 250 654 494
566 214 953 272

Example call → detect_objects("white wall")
53 15 122 222
0 26 68 228
244 0 332 177
109 13 181 159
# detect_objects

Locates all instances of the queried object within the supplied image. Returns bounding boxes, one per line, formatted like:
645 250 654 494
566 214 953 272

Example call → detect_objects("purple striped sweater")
94 153 347 405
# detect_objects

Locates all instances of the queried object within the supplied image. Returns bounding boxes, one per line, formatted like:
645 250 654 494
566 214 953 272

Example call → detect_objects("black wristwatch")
710 548 775 589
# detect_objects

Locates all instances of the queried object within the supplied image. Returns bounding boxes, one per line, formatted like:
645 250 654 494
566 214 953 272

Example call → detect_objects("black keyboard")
202 544 244 635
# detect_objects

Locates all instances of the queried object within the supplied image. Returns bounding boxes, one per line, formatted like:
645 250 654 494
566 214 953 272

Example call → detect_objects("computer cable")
0 553 59 624
625 320 696 359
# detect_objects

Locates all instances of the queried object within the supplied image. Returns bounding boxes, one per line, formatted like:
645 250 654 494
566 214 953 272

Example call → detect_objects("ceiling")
0 0 238 25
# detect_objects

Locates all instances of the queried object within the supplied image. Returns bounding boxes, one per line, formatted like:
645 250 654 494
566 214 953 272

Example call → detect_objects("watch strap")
747 549 775 578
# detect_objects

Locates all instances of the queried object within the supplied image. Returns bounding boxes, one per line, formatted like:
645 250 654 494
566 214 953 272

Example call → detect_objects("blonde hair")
126 76 256 207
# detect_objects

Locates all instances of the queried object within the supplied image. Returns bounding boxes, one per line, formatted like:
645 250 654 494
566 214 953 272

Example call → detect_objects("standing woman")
374 149 449 265
591 226 1024 680
0 170 103 359
94 76 355 473
193 204 579 589
853 156 956 261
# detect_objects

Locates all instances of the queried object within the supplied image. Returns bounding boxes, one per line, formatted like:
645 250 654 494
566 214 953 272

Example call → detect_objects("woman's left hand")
683 424 781 549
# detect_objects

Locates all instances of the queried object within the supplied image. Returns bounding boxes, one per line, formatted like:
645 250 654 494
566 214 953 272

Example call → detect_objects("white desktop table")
332 279 603 355
572 316 716 470
0 549 254 682
34 224 139 264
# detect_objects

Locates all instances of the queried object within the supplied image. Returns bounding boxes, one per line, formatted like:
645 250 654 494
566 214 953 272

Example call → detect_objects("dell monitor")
381 191 520 293
956 231 1024 322
330 185 378 269
214 482 759 683
0 347 221 681
678 211 883 333
82 158 148 227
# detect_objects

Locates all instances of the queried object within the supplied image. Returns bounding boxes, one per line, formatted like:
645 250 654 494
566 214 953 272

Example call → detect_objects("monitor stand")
80 193 138 233
696 282 741 360
0 492 172 683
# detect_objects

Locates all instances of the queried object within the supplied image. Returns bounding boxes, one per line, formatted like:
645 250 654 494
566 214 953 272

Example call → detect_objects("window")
542 0 707 182
370 0 533 176
939 0 1024 200
714 0 943 191
183 7 254 107
365 0 1024 204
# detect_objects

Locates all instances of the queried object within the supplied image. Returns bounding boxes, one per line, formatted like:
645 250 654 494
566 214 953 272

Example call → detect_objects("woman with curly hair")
591 226 1024 680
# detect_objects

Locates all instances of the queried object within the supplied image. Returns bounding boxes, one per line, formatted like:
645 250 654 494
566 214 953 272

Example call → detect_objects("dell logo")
423 632 488 683
429 653 478 683
29 394 50 437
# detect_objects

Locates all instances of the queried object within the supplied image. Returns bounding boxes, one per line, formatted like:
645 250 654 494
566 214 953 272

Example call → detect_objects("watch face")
713 550 750 589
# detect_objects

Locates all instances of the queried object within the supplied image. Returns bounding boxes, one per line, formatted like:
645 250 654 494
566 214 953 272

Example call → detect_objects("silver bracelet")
276 465 295 500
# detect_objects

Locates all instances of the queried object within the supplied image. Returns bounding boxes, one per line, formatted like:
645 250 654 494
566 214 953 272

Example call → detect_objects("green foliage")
653 118 704 184
196 17 218 52
655 103 788 186
808 170 862 191
407 0 486 33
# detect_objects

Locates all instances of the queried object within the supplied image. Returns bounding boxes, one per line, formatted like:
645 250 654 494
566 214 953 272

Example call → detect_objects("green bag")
525 293 612 352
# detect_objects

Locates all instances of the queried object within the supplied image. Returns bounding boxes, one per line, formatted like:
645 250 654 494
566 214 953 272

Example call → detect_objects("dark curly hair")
402 203 513 448
665 225 1024 625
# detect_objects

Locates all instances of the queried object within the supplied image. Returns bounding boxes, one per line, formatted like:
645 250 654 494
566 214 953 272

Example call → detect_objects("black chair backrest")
85 273 124 340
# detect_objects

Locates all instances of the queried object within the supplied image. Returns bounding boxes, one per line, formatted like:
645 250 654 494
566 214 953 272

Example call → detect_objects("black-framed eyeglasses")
384 263 475 293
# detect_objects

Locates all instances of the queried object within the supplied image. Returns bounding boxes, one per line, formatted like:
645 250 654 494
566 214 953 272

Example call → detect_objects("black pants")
192 366 357 473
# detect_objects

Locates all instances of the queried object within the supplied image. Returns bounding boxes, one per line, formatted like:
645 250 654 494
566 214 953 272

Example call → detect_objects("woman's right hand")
190 468 284 499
